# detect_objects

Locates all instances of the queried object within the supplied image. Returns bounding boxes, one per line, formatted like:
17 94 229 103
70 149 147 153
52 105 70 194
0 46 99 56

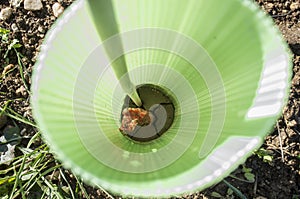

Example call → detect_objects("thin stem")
223 180 247 199
276 121 285 162
87 0 142 106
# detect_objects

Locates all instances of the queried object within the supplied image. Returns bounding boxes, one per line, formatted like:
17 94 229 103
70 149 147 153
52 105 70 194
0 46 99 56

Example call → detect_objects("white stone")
38 26 45 33
290 2 299 11
0 7 13 21
10 0 23 8
24 0 43 11
16 85 27 96
11 23 19 32
52 2 64 18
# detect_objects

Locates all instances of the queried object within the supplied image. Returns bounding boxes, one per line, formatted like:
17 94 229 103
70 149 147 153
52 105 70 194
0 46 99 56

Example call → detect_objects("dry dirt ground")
0 0 299 198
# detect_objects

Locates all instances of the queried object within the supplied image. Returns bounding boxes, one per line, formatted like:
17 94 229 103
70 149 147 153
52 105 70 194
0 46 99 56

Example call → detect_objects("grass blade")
223 180 247 199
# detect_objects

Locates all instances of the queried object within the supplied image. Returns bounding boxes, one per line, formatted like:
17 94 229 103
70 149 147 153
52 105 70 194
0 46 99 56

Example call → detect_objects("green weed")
255 148 273 164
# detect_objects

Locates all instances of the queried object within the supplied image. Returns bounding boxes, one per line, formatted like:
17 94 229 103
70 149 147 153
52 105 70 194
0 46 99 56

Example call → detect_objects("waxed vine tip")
31 0 291 197
120 84 175 142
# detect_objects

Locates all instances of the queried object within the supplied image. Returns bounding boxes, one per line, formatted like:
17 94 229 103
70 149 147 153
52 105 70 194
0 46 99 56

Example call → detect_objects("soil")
0 0 299 198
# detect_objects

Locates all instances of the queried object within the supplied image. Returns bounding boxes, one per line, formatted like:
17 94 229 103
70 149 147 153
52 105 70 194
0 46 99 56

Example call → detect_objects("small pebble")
0 114 7 129
37 33 44 38
37 26 45 33
11 23 18 32
287 119 297 127
266 3 274 9
24 0 43 11
290 2 299 11
50 16 56 21
10 0 22 8
0 7 13 21
16 85 27 97
52 2 64 18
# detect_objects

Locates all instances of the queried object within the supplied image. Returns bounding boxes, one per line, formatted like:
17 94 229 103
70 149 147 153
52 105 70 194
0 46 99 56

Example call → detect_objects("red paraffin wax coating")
119 108 151 134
